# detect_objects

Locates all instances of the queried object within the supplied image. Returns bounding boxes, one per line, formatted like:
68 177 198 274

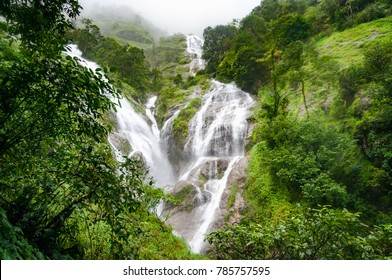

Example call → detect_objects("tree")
71 18 103 56
202 24 237 74
282 41 309 116
272 15 311 48
69 22 152 100
0 0 82 53
216 30 269 93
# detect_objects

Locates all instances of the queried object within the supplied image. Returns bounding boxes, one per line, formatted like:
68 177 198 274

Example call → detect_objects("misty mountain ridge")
79 4 167 47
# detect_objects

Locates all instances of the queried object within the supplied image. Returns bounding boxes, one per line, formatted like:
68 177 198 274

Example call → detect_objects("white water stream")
66 45 175 188
66 35 253 253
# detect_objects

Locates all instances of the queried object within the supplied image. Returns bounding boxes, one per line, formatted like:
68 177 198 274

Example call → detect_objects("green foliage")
207 207 392 260
172 98 202 144
149 34 187 69
155 85 188 127
202 24 238 74
227 184 239 211
68 20 151 102
204 1 391 94
316 17 392 67
273 15 311 47
354 1 389 25
79 5 165 49
0 208 45 260
249 115 363 208
0 0 82 53
116 29 153 45
197 0 392 260
346 41 392 210
338 65 366 106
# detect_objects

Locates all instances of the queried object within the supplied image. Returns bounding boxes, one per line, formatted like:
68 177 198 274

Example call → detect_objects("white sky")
79 0 261 35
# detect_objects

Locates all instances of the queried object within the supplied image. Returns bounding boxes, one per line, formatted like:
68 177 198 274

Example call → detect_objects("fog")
79 0 261 35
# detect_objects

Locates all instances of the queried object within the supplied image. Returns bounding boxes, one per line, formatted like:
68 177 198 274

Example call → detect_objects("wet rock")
130 151 147 166
199 158 229 180
163 180 211 244
218 157 249 226
108 132 131 156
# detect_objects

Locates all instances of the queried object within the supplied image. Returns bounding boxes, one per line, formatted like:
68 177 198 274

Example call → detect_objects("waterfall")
146 96 160 139
66 35 253 254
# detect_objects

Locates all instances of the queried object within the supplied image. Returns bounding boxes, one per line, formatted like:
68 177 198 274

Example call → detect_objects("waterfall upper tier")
186 34 206 75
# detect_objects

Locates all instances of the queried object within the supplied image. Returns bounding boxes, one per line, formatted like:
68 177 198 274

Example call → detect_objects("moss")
172 98 202 145
168 185 198 212
227 184 239 211
173 185 193 201
156 86 189 127
179 56 191 65
199 173 207 184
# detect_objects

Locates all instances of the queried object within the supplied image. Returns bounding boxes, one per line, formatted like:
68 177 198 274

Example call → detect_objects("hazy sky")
79 0 261 35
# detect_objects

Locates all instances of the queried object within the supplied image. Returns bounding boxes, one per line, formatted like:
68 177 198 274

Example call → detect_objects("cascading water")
186 35 205 76
67 35 253 254
162 35 254 253
114 97 175 187
65 45 175 188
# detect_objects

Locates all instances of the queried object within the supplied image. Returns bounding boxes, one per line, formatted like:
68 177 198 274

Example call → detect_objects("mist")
79 0 261 35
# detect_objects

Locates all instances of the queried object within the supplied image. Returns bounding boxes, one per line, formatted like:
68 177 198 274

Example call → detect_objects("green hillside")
79 5 166 49
94 19 154 49
316 16 392 66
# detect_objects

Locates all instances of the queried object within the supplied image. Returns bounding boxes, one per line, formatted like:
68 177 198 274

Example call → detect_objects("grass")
316 16 392 67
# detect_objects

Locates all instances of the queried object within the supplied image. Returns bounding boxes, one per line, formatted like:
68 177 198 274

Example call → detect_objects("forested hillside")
0 0 391 260
203 0 392 259
0 0 197 260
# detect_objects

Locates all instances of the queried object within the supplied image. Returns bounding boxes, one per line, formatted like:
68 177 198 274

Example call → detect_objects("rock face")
219 157 249 226
163 156 249 252
108 132 131 161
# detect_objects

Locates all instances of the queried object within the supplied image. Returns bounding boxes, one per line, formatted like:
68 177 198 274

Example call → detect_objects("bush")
207 207 391 260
